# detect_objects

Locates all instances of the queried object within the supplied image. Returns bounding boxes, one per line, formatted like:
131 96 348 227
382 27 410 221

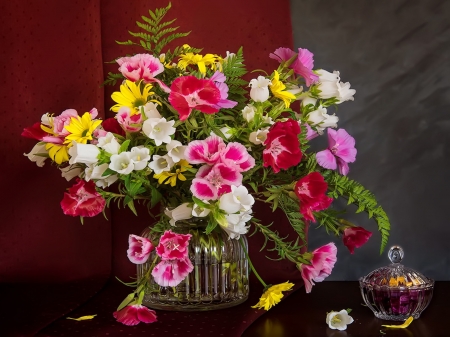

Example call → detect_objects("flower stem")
239 237 267 288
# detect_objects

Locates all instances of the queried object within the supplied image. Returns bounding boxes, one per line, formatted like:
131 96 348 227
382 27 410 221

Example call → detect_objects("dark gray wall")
290 0 450 280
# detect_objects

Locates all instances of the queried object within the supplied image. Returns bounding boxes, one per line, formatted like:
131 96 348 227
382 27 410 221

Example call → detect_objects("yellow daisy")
153 160 192 187
252 281 294 311
270 71 296 108
178 52 221 75
111 80 155 114
64 112 102 146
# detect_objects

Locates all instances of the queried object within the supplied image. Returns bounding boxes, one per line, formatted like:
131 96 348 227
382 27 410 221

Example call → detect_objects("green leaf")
117 293 135 311
127 200 138 216
119 140 131 153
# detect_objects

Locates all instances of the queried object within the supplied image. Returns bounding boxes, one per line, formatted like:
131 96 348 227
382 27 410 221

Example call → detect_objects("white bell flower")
299 93 317 108
219 185 255 214
249 129 269 145
109 151 134 174
85 163 109 181
316 69 355 103
130 146 151 170
96 174 118 188
164 203 193 226
262 115 274 125
97 132 120 155
192 201 211 217
148 155 174 174
326 310 354 331
242 105 256 123
68 142 100 165
60 164 82 181
142 117 176 146
249 76 271 102
142 102 162 119
337 81 356 103
166 140 187 163
24 143 48 167
223 51 236 62
308 106 339 134
222 210 252 239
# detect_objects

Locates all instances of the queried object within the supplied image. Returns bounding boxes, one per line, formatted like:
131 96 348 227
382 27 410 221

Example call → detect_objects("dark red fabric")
1 0 300 336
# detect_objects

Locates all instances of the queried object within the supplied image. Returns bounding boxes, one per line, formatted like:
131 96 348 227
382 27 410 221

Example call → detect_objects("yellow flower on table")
252 281 294 311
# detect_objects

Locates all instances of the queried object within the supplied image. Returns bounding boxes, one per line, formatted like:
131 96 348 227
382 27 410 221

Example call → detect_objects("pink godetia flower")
210 71 238 109
185 135 224 165
168 75 221 121
156 230 191 260
60 178 106 217
117 106 143 132
295 172 333 222
116 53 170 93
219 142 255 172
263 118 303 173
269 47 319 87
127 234 154 264
342 226 372 254
191 164 243 200
299 242 337 293
316 128 357 176
151 256 194 287
113 304 157 326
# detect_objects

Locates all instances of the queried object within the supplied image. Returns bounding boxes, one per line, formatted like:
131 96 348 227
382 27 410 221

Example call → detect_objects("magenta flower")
185 135 225 165
113 304 157 326
342 227 372 254
269 47 319 87
219 142 255 172
210 71 238 109
116 107 143 132
60 178 106 217
151 256 194 287
316 128 357 176
168 76 221 121
299 243 337 293
117 53 164 82
156 230 191 260
191 163 242 200
127 234 154 264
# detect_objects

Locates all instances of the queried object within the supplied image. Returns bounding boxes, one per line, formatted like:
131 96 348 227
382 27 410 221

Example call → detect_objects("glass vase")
137 219 249 311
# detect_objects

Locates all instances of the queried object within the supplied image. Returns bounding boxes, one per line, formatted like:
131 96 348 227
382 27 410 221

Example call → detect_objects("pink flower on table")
342 227 372 254
294 172 333 222
190 163 242 200
116 106 143 132
269 47 319 87
316 128 357 176
127 234 154 264
210 71 238 109
60 178 106 217
263 118 303 173
151 256 194 287
168 75 221 121
185 135 225 165
113 304 157 326
299 242 337 293
156 230 192 260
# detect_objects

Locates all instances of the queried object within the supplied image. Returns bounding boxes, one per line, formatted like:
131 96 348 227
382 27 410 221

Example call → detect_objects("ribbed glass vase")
137 219 249 311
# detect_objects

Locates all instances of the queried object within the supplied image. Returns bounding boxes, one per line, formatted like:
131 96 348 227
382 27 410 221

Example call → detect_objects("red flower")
168 75 221 121
21 122 48 140
295 172 333 222
113 304 157 326
102 117 126 137
342 226 372 254
60 179 106 217
263 119 302 173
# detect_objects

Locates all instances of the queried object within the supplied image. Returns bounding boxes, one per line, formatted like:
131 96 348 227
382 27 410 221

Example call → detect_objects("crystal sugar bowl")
359 246 434 321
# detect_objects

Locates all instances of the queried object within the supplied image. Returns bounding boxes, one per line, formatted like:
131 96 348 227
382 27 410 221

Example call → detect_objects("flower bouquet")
22 2 390 326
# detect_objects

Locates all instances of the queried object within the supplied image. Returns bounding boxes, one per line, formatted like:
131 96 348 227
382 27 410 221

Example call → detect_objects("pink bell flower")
127 234 154 264
113 304 157 326
316 128 357 176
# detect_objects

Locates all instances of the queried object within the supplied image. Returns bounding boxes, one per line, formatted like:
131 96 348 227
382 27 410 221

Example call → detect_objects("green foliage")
102 72 124 87
324 171 391 254
278 193 307 244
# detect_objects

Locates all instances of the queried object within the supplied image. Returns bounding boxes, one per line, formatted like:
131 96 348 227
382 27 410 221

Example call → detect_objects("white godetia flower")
166 140 187 163
316 69 355 103
192 201 211 217
326 310 354 331
222 210 252 240
141 102 162 119
308 106 339 134
60 165 82 181
142 117 175 146
109 152 134 175
68 142 100 165
97 132 121 155
242 105 256 123
148 155 174 174
249 129 269 145
165 203 193 226
249 76 271 102
130 146 151 170
219 185 255 214
24 143 48 167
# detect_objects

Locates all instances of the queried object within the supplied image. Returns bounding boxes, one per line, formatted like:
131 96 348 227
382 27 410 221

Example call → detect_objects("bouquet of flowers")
22 3 390 326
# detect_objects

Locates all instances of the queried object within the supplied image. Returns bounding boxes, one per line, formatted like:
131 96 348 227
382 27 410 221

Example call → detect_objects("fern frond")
278 193 307 244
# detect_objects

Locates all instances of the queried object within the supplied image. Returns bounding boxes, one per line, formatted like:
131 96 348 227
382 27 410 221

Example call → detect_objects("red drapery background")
1 1 303 336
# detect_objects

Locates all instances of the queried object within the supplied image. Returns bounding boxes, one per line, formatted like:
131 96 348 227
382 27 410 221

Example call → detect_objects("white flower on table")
326 309 354 331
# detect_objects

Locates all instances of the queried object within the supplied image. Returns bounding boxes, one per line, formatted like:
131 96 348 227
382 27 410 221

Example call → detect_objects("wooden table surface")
243 281 447 337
